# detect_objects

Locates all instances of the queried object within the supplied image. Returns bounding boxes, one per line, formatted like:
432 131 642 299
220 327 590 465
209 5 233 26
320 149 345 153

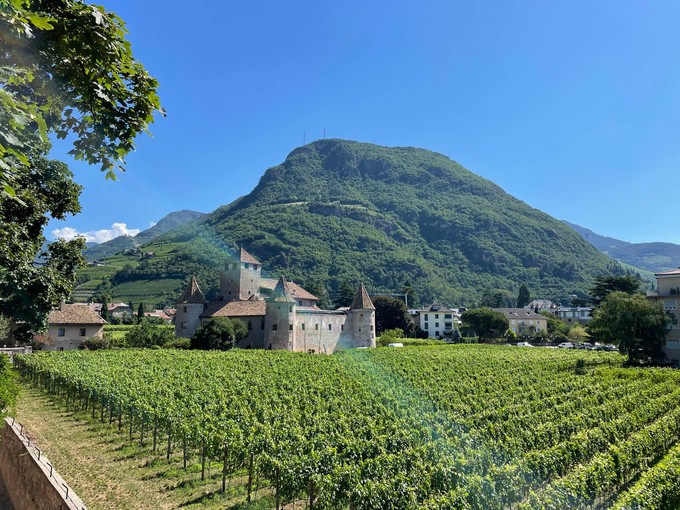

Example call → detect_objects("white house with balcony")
416 303 461 338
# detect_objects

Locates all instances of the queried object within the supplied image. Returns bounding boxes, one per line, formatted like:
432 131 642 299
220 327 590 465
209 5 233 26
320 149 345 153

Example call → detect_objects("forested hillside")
93 139 620 307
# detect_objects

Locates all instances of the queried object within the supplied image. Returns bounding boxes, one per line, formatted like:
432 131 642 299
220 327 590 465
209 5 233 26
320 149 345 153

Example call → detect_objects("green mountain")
78 140 627 307
564 220 680 274
83 210 205 262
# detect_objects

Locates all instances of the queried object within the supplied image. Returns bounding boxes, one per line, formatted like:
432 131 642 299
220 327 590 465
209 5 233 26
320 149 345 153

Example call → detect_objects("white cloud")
52 222 141 243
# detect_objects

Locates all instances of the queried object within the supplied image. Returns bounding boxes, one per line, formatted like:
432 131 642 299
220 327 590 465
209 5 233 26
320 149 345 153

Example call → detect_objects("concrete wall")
0 418 87 510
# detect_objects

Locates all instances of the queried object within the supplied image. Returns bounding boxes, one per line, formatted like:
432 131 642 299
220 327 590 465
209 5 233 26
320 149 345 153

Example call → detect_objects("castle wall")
346 309 376 348
221 262 262 301
233 317 266 349
293 311 349 354
175 303 204 339
264 303 294 350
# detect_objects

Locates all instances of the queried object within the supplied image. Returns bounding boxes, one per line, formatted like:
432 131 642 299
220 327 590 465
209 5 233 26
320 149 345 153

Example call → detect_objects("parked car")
516 342 534 347
558 342 575 349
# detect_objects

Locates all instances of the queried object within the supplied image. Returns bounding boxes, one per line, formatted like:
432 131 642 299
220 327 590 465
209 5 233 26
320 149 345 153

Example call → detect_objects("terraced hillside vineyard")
16 346 680 509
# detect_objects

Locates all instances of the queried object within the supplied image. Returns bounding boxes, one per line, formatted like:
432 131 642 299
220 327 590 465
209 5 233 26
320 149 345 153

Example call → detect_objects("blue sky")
49 1 680 244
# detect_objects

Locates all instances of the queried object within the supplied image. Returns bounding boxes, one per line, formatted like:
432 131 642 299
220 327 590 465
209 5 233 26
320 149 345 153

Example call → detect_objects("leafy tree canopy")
125 320 174 348
191 318 248 351
588 292 669 364
0 158 84 331
461 307 509 342
0 0 163 194
373 295 413 335
589 275 641 306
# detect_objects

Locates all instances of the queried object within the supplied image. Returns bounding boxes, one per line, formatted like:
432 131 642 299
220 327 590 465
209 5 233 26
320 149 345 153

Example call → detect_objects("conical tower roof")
269 275 294 302
351 282 375 310
178 276 206 304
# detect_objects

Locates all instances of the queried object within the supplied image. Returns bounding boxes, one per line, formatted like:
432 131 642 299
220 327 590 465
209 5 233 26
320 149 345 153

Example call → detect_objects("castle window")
289 306 292 312
358 328 361 332
268 344 272 350
79 328 86 337
328 324 332 331
370 325 374 331
289 324 293 331
272 324 278 331
58 328 65 337
183 306 187 313
301 323 305 330
341 324 344 331
315 323 319 330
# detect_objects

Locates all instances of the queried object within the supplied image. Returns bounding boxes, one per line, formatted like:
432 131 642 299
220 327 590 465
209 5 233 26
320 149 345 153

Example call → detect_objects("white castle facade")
174 247 376 353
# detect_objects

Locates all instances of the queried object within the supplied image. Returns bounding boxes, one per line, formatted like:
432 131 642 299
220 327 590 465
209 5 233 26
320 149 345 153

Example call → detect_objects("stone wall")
0 418 87 510
294 311 349 354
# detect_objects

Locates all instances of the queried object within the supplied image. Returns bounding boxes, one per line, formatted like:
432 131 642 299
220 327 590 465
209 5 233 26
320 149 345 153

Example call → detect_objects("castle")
174 247 376 353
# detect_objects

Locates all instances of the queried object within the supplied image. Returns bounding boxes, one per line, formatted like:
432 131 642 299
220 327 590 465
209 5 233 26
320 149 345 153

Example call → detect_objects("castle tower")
264 276 296 350
219 247 262 301
175 276 207 338
346 282 376 348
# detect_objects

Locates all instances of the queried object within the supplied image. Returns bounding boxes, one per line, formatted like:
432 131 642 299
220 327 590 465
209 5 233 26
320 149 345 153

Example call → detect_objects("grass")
13 383 278 510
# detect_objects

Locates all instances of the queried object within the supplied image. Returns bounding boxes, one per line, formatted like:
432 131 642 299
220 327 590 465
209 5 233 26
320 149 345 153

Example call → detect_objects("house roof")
416 301 457 313
202 300 266 318
260 278 318 301
351 282 375 310
493 308 546 320
178 276 207 304
656 268 680 276
239 247 261 265
49 304 107 325
268 276 295 302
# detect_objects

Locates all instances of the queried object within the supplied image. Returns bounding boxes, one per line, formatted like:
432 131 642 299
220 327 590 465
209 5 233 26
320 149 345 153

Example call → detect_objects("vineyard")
14 346 680 509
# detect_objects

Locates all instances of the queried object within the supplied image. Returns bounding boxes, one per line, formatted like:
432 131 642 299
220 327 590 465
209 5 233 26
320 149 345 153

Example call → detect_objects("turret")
264 276 296 350
219 247 262 301
346 282 376 348
175 276 207 338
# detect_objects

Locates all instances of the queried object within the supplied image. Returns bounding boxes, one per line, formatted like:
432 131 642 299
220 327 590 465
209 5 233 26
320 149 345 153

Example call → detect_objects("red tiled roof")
260 278 318 301
49 304 107 325
202 300 266 318
239 247 261 265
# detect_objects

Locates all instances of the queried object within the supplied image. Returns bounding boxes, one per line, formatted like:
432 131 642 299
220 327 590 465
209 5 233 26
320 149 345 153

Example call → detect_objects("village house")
647 267 680 366
45 303 107 351
556 306 592 325
494 308 548 336
174 247 376 353
414 302 460 339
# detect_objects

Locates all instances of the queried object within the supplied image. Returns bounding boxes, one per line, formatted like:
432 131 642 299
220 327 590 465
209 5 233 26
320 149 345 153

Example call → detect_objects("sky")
48 1 680 244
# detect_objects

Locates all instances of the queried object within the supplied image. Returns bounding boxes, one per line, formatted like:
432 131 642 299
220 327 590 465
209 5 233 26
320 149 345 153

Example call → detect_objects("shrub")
80 337 111 350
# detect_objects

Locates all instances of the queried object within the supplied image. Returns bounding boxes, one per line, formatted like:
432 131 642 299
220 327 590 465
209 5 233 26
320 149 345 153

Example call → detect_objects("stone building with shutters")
175 247 376 353
45 303 107 350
